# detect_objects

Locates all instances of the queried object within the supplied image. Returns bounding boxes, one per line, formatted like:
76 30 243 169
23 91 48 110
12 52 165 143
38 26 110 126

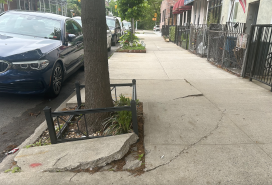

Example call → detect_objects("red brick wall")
160 0 179 28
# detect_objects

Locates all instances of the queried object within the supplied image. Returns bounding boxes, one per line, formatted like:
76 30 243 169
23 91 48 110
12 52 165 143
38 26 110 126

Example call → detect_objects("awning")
173 0 192 15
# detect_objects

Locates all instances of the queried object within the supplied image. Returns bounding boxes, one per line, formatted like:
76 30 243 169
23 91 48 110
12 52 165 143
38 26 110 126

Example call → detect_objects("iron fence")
189 24 208 57
207 24 226 66
44 80 138 144
222 22 246 74
176 25 190 50
161 25 169 36
207 22 246 75
243 25 272 91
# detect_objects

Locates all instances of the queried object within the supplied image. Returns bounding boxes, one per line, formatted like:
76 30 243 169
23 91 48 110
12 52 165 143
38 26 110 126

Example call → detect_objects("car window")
65 20 82 36
106 18 115 28
0 13 61 40
74 19 82 26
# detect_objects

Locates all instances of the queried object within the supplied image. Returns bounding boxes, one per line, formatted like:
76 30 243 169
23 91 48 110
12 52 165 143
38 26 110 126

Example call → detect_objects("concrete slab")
66 80 202 107
14 133 138 172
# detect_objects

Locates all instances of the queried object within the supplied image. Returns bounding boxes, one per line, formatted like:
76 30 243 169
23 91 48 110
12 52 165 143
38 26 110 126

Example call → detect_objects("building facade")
221 0 272 34
160 0 179 28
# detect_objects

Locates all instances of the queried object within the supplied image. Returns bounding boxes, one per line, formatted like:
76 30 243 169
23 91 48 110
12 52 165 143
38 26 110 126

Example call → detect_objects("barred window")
208 0 223 24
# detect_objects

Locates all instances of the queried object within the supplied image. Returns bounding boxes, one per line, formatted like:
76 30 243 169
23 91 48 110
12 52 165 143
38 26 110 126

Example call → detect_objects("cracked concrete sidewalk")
1 32 272 184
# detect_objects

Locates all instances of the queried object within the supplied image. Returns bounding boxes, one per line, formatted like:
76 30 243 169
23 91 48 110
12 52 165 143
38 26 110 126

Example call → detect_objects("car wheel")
47 62 63 98
112 36 116 46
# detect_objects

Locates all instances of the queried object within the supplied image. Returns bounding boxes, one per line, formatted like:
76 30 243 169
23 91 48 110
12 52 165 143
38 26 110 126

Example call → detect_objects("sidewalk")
1 33 272 184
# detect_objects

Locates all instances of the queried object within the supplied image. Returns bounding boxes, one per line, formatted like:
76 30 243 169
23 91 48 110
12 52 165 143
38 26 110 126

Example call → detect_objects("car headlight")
12 60 50 70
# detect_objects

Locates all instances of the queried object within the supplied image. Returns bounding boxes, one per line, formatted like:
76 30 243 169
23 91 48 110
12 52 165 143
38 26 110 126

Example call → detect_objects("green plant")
207 13 218 26
119 32 139 46
169 26 176 42
4 169 12 173
4 167 21 173
102 94 136 136
138 153 144 161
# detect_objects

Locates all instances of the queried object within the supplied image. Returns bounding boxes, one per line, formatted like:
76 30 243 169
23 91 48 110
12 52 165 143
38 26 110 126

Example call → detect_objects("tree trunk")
81 0 113 133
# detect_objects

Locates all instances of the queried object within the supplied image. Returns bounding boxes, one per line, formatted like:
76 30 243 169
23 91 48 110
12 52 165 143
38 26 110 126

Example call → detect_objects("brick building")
160 0 179 28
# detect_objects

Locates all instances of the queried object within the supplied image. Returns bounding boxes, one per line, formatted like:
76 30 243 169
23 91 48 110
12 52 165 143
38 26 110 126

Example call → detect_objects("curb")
0 91 77 173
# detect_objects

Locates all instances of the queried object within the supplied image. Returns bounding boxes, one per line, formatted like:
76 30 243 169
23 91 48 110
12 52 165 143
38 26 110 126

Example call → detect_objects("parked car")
72 16 112 51
106 16 121 46
0 11 84 97
154 25 160 31
116 17 124 36
122 21 131 32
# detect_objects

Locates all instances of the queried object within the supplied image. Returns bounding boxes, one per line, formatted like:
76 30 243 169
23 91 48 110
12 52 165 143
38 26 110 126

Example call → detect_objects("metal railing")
189 24 208 57
207 24 226 66
243 25 272 91
176 25 190 50
207 22 246 75
44 79 138 144
161 25 169 36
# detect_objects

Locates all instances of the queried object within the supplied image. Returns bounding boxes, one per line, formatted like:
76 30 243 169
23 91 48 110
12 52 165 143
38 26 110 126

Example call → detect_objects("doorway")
245 1 260 34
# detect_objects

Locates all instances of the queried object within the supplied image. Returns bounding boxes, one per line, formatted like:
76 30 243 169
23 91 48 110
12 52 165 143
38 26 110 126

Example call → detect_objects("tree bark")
81 0 113 133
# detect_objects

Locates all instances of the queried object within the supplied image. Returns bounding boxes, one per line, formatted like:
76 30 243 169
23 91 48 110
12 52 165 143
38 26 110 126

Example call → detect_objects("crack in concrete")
53 153 68 166
146 109 226 172
69 172 78 182
173 94 204 100
184 79 192 86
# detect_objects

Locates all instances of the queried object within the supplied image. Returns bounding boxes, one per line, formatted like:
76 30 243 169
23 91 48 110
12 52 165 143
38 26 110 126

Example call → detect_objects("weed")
138 154 144 161
4 169 12 173
5 167 21 173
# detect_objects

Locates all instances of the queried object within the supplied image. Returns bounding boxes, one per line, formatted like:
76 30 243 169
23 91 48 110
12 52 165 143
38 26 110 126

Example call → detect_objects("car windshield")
0 13 61 40
123 22 131 27
74 18 82 26
106 19 115 28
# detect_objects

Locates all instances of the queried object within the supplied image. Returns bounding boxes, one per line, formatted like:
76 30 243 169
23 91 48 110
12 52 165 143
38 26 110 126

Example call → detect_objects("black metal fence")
189 24 208 57
176 25 190 50
243 25 272 91
44 80 138 144
207 22 246 75
207 24 226 65
161 25 169 36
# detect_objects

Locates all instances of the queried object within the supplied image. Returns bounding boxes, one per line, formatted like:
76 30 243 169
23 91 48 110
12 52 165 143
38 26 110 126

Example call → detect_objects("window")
208 0 223 24
106 18 115 28
66 20 82 36
228 0 239 22
0 13 61 40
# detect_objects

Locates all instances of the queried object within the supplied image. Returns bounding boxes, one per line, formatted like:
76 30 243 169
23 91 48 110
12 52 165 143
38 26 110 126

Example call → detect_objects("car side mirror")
68 34 76 42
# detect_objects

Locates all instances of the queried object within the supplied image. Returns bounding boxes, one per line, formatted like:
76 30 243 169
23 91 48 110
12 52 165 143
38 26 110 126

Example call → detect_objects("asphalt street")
0 43 119 162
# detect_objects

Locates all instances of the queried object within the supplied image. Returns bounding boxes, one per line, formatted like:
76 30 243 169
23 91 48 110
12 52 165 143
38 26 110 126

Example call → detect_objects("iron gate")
243 25 272 91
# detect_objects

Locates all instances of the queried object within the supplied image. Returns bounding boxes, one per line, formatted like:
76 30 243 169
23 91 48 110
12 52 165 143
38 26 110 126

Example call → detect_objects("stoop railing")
44 79 138 144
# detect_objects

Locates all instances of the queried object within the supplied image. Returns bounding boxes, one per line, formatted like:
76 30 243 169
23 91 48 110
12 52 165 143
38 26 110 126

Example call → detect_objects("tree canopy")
0 0 11 3
137 0 162 30
117 0 148 21
67 0 81 17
